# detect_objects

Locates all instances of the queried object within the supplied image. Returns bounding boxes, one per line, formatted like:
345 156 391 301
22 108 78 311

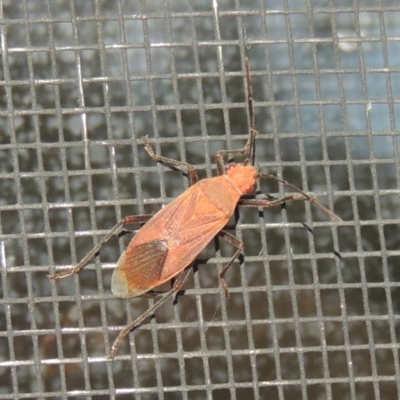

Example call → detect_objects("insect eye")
246 183 255 193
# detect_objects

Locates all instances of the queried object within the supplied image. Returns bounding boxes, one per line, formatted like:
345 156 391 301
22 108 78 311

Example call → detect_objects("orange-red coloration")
112 164 257 298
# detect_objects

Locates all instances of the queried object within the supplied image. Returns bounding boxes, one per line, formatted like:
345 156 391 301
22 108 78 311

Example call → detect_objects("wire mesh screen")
1 0 399 399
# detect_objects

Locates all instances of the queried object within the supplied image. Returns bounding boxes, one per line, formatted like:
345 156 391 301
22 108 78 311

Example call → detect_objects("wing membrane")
112 240 169 298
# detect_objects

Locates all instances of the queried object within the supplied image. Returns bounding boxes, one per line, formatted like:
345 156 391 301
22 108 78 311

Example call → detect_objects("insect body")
49 59 341 359
112 162 256 298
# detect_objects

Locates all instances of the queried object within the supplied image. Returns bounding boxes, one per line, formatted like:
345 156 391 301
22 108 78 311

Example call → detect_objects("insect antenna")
215 58 258 173
243 57 257 167
246 58 255 137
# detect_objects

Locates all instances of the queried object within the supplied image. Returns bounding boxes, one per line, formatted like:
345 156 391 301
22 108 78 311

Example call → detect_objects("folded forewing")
116 183 231 291
112 239 169 298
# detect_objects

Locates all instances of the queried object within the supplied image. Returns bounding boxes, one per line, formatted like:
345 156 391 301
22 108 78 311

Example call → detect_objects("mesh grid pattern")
1 0 400 399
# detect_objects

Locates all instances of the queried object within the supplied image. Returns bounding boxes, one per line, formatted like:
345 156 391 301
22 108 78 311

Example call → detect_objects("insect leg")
215 128 258 175
250 173 343 223
216 191 340 297
108 266 192 359
216 230 244 297
142 136 198 186
48 214 153 280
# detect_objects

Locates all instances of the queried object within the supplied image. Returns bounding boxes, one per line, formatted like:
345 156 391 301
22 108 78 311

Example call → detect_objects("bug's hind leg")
108 267 192 359
143 136 198 186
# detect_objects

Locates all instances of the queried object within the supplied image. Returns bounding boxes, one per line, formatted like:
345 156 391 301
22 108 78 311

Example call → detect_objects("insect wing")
112 239 169 298
159 208 227 281
112 181 232 297
132 183 230 282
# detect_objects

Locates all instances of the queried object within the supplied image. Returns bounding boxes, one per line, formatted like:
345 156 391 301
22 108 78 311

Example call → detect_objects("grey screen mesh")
0 1 399 399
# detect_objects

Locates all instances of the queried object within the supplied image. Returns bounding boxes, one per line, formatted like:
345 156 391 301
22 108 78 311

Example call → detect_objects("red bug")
49 59 342 359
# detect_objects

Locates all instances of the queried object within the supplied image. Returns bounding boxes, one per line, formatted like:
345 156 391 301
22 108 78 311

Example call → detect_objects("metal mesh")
1 0 399 399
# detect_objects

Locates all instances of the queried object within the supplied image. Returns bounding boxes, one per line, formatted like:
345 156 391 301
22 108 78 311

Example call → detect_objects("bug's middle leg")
215 230 244 297
142 136 198 186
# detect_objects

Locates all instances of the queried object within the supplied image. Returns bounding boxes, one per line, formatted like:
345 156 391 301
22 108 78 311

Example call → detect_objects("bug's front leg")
142 136 199 186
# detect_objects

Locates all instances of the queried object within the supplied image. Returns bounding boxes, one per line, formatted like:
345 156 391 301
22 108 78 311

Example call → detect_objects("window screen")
0 1 399 399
